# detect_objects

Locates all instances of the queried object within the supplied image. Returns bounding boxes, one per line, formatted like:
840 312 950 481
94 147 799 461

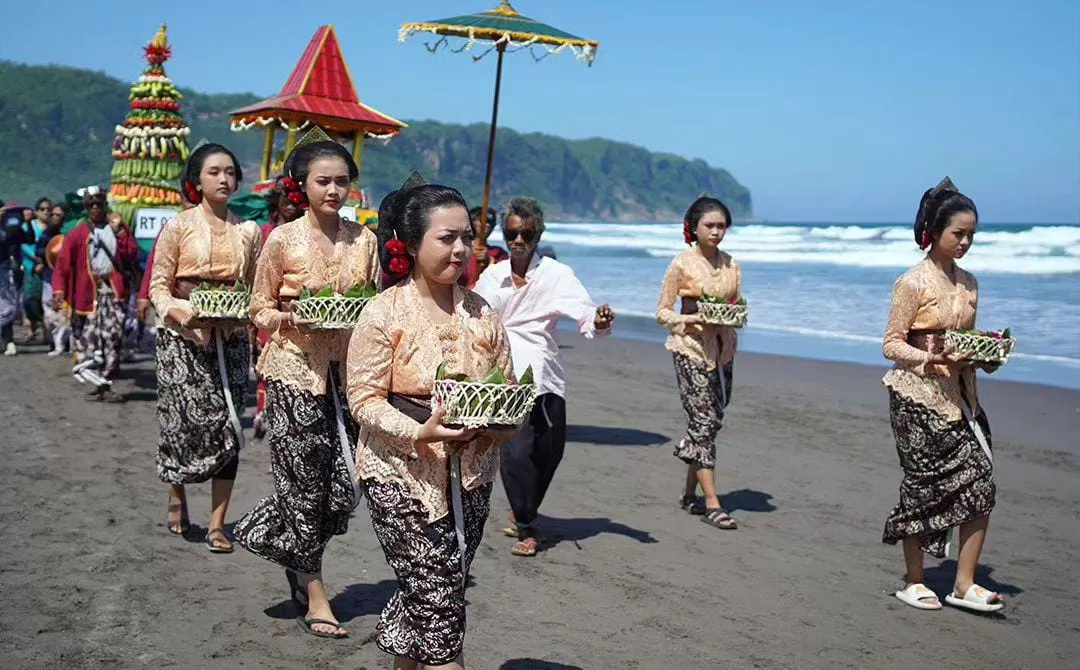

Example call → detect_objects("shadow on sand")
262 579 399 624
500 660 584 670
534 515 658 552
923 560 1024 597
566 424 668 447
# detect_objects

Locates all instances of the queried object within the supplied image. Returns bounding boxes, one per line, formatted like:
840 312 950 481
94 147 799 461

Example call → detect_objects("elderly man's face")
502 213 540 260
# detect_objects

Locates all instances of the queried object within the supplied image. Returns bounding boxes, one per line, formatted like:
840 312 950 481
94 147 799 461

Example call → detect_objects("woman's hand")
680 313 706 336
285 301 315 331
166 305 198 327
930 350 972 371
136 299 151 322
415 406 479 452
594 304 615 330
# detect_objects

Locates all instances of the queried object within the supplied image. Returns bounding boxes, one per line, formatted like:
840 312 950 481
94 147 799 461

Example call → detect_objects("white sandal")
945 584 1004 613
895 583 942 610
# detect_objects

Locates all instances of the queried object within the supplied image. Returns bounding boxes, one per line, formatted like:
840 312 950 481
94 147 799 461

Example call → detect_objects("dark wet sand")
1 331 1077 669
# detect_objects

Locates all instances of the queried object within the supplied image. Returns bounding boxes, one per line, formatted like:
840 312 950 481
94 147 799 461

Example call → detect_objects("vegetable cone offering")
108 23 191 222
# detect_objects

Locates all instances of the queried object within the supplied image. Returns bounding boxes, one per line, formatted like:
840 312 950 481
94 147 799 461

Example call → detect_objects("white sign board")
133 207 181 240
338 205 357 223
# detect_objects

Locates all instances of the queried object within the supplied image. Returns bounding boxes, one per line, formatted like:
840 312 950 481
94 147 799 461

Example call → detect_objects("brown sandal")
166 502 190 536
205 528 234 553
511 526 540 556
701 508 738 530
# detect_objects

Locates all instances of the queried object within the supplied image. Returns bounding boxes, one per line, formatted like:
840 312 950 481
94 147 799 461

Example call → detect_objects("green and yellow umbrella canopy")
400 0 598 64
399 1 598 253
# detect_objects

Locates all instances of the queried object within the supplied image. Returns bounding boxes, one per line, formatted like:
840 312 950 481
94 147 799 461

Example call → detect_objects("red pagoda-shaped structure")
229 25 406 184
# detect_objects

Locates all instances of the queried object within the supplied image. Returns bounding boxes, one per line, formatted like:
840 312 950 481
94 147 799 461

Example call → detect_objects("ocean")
488 221 1080 391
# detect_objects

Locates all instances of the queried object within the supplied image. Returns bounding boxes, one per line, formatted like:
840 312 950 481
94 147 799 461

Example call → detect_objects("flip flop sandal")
944 585 1004 613
895 583 942 610
701 508 738 530
166 503 190 536
205 528 234 554
503 526 520 538
511 537 539 557
680 495 706 515
297 617 348 639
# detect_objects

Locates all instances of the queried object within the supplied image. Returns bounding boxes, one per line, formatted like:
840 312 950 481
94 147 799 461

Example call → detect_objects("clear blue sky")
2 0 1078 223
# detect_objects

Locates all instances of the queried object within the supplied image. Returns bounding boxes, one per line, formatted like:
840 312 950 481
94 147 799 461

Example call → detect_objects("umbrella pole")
479 43 507 252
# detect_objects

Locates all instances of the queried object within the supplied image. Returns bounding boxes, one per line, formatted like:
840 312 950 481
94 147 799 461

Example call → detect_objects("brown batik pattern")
233 375 358 575
882 389 995 558
364 478 493 666
672 351 734 469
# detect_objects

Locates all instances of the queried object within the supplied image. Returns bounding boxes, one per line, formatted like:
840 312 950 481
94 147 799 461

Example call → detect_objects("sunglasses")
502 227 538 244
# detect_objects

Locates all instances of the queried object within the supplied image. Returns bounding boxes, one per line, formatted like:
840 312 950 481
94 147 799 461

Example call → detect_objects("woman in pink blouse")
233 138 379 639
149 143 262 551
346 173 515 669
882 177 1003 614
656 196 741 531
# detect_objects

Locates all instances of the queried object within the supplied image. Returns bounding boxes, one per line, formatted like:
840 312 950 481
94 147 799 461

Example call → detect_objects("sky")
1 0 1078 223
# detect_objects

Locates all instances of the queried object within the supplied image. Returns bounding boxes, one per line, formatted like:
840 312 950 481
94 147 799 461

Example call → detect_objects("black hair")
469 205 496 230
182 143 243 191
683 195 732 245
376 183 471 285
284 140 359 188
35 197 52 210
914 187 978 248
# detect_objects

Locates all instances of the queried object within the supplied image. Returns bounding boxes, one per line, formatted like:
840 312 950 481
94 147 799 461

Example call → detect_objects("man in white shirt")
474 197 615 557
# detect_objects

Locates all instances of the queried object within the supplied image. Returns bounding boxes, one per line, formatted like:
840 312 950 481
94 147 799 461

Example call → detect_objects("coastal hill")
0 61 751 220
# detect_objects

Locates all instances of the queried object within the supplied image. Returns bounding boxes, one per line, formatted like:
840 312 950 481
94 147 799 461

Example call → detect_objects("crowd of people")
1 129 1005 665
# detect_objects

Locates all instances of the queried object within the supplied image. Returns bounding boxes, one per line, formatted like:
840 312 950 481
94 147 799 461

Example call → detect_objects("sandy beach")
1 330 1077 669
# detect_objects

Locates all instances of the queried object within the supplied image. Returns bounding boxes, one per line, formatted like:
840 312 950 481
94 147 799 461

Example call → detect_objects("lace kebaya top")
250 216 379 396
656 247 742 370
148 206 262 345
882 257 982 421
346 279 515 522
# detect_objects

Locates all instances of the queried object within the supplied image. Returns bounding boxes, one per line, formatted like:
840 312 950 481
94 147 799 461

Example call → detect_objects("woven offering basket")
699 301 749 328
433 380 538 429
293 296 371 330
945 330 1015 364
190 289 251 320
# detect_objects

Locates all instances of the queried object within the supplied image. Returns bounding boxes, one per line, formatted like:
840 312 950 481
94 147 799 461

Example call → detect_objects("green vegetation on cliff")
0 61 751 220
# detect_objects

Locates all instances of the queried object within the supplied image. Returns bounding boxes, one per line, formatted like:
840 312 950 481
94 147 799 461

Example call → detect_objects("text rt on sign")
134 208 180 240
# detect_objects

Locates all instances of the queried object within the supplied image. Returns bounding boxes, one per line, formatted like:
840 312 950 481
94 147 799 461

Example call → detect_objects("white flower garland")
228 117 397 141
114 126 191 138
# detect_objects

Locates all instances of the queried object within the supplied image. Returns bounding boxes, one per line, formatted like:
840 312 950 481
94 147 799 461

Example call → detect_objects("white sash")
944 398 992 558
214 328 245 452
329 369 361 510
450 454 468 589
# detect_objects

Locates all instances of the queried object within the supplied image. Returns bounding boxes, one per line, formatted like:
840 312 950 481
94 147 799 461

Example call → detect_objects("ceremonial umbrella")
399 0 598 254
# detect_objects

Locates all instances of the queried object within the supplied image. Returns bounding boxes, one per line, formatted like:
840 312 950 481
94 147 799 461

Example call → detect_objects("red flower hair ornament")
682 219 694 246
385 237 412 275
277 174 308 210
919 230 932 250
182 180 201 205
